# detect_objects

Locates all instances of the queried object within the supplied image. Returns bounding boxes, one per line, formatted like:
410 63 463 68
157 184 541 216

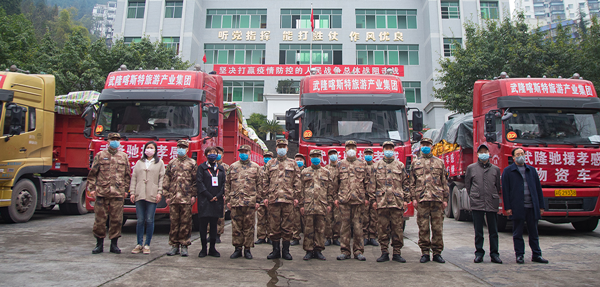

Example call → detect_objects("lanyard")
207 167 219 177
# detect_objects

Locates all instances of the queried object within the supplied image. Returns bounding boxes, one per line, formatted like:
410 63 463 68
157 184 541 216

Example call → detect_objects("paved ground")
1 210 599 287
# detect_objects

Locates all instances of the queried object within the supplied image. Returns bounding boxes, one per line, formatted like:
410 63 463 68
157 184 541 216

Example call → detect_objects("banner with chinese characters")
522 148 600 185
104 71 196 89
213 65 404 77
506 80 596 97
95 141 180 169
307 75 402 94
441 150 463 177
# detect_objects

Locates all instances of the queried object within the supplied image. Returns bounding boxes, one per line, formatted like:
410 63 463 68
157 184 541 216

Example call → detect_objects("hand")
364 200 369 207
497 210 503 215
156 194 162 203
166 198 170 205
255 203 260 210
442 202 448 209
327 206 332 213
263 199 269 207
130 194 135 202
412 200 417 207
294 199 299 207
334 200 339 208
540 208 544 215
211 196 217 202
227 202 231 210
191 197 196 205
372 202 377 209
506 209 513 216
300 207 305 215
403 202 407 209
89 190 96 198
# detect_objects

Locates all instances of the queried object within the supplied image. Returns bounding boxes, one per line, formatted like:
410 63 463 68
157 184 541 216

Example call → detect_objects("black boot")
369 238 380 246
266 238 273 244
198 237 207 257
230 247 243 259
216 234 221 244
314 251 326 260
208 238 220 257
392 254 406 263
377 252 390 262
267 241 281 259
92 237 104 254
324 239 332 246
332 239 341 246
255 238 267 244
282 241 293 260
109 238 121 254
303 251 313 260
290 239 300 246
244 248 253 259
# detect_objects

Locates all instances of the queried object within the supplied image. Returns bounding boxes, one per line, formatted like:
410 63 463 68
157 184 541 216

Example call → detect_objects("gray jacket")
465 160 501 212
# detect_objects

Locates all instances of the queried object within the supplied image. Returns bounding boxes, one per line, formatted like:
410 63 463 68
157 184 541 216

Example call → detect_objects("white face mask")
346 149 357 158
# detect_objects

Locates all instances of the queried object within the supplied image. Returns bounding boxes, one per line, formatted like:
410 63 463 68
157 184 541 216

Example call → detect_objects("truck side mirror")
207 106 219 127
285 109 295 131
485 111 497 142
289 130 298 141
207 127 218 138
8 104 24 136
412 111 423 132
412 131 422 142
82 105 94 128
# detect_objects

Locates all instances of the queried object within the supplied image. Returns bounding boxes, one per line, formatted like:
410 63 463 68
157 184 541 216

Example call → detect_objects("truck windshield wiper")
124 133 160 140
353 139 373 145
521 138 548 147
160 133 191 140
372 138 404 145
309 136 341 145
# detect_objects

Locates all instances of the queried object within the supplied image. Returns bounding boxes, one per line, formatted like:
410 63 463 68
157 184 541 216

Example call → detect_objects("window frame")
223 81 264 102
204 44 266 65
480 1 499 20
356 44 419 66
355 9 417 29
165 1 183 19
443 38 462 57
441 1 460 19
280 9 342 29
162 37 180 54
279 44 343 65
206 9 267 29
127 0 145 19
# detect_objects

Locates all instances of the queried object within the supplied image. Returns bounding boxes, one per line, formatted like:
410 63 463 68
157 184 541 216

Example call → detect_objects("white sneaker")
142 245 151 254
131 245 143 254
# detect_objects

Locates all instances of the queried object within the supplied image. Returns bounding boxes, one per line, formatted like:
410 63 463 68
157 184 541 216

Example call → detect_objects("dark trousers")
199 217 219 247
512 208 542 258
472 210 499 257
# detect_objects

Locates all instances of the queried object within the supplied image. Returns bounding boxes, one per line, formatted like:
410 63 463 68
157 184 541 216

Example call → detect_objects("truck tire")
444 187 454 218
452 186 469 221
497 215 508 232
60 183 88 215
0 179 38 223
572 218 599 232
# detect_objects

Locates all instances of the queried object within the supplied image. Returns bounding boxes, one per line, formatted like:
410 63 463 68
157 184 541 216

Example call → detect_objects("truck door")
0 103 31 181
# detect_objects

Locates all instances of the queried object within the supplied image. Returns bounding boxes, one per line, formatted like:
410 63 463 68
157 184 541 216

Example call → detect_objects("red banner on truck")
306 75 402 94
521 148 600 185
104 71 197 89
506 80 596 97
213 65 404 77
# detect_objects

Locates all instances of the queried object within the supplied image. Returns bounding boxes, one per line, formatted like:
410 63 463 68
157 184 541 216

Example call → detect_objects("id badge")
212 176 218 186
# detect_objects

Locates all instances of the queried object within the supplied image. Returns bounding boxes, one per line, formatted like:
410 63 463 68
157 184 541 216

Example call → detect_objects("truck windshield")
301 106 409 143
95 101 200 138
505 108 600 144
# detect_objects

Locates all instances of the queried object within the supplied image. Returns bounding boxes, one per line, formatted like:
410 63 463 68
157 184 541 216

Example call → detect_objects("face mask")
478 153 490 161
277 148 287 156
264 157 271 164
239 153 249 161
217 154 222 161
109 140 120 149
365 155 373 162
144 148 155 157
384 150 394 158
515 156 525 164
311 157 321 165
346 149 357 158
296 161 304 168
421 146 431 154
177 148 187 157
207 154 218 162
329 154 338 162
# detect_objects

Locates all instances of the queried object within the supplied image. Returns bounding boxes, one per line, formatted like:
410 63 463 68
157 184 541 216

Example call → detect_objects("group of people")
87 133 549 265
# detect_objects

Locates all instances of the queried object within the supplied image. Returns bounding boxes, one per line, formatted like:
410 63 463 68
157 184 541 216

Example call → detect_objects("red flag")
202 54 207 63
310 8 314 31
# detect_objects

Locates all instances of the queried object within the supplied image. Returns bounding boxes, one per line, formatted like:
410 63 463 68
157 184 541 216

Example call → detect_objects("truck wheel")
444 188 454 218
0 179 38 223
452 186 469 221
497 215 508 232
572 218 599 232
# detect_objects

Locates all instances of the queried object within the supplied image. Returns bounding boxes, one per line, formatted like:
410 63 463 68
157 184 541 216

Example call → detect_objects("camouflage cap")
345 140 357 147
382 141 395 149
177 139 189 147
364 148 374 154
327 149 338 155
107 132 121 140
309 149 323 157
238 144 251 152
294 153 306 160
420 138 433 145
216 146 224 153
263 151 274 157
276 139 288 146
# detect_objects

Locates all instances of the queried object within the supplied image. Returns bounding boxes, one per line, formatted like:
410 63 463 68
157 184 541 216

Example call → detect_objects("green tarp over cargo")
432 113 474 149
54 91 100 115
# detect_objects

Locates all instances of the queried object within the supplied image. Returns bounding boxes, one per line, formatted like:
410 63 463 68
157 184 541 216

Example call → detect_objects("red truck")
445 73 600 232
285 71 424 223
84 66 263 226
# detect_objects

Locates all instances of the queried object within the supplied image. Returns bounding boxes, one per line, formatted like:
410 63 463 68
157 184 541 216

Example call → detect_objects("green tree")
260 119 283 140
0 8 37 71
578 16 600 94
1 0 22 15
247 113 268 140
21 0 59 40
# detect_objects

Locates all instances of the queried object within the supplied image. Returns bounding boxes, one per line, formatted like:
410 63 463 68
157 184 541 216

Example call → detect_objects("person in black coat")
501 147 549 264
197 146 226 258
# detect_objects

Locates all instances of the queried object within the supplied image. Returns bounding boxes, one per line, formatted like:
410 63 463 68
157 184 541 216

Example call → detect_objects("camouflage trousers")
303 214 326 252
363 204 378 239
325 205 341 240
169 204 192 247
339 203 364 256
256 204 269 240
208 207 225 235
231 206 256 249
416 201 444 255
93 197 124 240
268 202 294 242
292 206 305 241
377 208 404 255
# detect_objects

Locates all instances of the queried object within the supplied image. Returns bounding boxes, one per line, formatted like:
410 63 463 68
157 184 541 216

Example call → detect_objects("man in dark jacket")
502 147 549 264
465 144 502 264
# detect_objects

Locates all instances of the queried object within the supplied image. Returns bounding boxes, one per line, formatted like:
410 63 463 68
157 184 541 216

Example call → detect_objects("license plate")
554 189 576 197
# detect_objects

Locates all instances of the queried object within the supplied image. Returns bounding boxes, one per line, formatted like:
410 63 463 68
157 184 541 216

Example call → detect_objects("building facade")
92 1 118 47
513 0 599 28
112 0 510 129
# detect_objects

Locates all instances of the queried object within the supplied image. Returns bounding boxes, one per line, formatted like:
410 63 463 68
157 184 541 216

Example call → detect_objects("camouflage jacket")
337 158 371 205
299 166 334 215
163 156 198 205
409 155 449 203
263 157 301 204
373 159 410 209
326 162 340 195
87 149 131 198
225 160 263 207
220 162 230 173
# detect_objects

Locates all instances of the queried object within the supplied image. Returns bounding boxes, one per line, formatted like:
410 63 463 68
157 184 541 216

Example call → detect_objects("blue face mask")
239 153 249 161
384 150 394 158
329 154 338 162
421 146 431 154
264 157 271 164
216 154 222 161
109 140 120 149
478 153 490 161
365 155 373 162
296 161 304 168
277 148 287 156
177 148 187 157
311 157 321 165
207 154 218 162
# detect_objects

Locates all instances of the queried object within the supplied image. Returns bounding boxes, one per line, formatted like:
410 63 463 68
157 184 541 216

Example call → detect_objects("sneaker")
131 245 143 254
142 245 151 254
355 254 366 261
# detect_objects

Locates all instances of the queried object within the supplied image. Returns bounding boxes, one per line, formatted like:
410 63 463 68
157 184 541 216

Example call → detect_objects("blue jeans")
136 200 157 246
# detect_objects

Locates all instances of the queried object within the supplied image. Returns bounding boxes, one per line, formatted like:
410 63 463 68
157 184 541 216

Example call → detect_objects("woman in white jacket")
130 141 165 254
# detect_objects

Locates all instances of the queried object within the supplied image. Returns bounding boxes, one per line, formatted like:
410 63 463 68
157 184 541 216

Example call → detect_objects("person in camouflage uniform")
410 138 449 264
336 140 370 261
163 140 197 257
226 145 263 260
299 149 334 260
263 139 301 260
89 133 131 254
324 149 341 247
362 147 379 247
373 141 410 263
291 153 306 246
255 151 273 245
210 146 228 244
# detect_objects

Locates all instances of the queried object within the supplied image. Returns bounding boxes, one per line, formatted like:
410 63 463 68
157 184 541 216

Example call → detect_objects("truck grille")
546 197 596 211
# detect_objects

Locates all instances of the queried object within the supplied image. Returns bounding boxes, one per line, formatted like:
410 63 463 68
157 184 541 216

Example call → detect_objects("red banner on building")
521 148 600 185
104 71 197 89
213 65 404 77
505 80 596 97
306 75 402 94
